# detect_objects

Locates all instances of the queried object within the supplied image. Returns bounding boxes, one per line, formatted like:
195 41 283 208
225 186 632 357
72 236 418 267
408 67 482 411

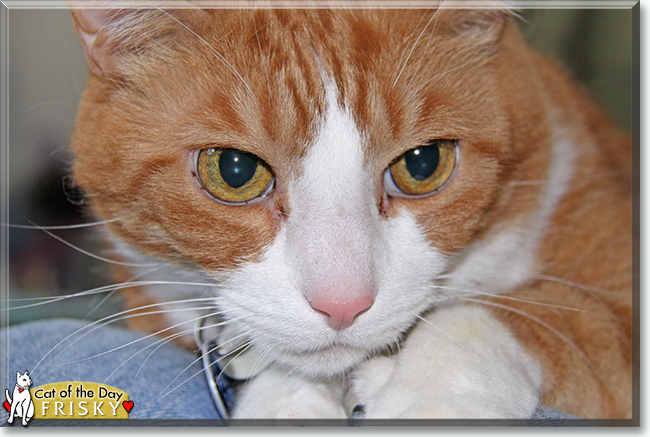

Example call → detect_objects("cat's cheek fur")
351 305 543 419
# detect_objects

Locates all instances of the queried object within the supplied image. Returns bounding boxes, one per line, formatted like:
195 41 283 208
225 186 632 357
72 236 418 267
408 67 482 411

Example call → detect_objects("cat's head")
16 371 32 388
70 3 556 378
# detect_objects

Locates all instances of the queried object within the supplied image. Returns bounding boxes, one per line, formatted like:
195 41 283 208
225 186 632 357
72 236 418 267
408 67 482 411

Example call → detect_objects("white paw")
351 305 543 419
232 367 346 419
274 386 346 419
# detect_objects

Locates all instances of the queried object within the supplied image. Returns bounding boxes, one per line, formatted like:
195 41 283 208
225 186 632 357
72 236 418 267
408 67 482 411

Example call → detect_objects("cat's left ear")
68 0 177 79
440 7 514 48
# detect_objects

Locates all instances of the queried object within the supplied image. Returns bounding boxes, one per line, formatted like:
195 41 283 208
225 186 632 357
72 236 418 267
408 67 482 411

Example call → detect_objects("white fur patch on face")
444 111 576 295
212 81 450 378
215 212 448 378
285 80 379 304
109 237 218 345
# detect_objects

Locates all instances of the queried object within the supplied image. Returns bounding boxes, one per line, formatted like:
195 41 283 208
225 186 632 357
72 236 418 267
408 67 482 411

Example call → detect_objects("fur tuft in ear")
69 0 178 78
439 6 512 47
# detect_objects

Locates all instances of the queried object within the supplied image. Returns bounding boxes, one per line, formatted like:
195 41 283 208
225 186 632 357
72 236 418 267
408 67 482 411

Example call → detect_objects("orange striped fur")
70 5 632 419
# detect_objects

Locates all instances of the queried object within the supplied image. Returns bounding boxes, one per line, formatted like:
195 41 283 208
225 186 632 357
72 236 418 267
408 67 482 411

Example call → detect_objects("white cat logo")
5 370 35 426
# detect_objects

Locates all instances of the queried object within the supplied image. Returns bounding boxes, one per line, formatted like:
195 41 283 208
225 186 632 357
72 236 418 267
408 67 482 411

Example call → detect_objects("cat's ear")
16 371 21 379
440 7 513 48
69 1 177 78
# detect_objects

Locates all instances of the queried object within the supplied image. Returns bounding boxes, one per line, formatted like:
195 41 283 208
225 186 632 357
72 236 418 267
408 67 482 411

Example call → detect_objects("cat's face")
17 371 32 388
72 7 554 377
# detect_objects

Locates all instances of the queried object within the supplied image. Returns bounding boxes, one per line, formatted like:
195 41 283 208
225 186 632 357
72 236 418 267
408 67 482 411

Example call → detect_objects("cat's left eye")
384 139 457 197
196 148 274 204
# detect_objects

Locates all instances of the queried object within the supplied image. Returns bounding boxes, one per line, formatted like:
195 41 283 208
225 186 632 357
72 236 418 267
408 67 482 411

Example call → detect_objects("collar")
194 317 271 419
194 316 368 420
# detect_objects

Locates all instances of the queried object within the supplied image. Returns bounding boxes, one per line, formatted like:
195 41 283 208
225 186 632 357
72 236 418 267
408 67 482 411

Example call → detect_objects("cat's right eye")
384 139 457 197
196 148 274 204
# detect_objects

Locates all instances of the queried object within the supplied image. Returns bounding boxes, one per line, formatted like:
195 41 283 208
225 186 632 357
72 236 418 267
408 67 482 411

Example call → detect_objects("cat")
67 1 632 419
5 371 35 426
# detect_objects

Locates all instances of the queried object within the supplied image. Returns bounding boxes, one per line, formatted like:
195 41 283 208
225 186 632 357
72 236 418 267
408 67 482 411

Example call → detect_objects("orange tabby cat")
69 2 632 419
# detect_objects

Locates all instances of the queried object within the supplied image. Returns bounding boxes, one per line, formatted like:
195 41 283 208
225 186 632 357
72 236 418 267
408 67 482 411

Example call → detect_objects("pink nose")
310 296 374 330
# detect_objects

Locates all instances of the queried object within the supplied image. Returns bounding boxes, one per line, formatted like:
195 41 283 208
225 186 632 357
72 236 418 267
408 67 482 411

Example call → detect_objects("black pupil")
219 149 258 188
405 143 439 181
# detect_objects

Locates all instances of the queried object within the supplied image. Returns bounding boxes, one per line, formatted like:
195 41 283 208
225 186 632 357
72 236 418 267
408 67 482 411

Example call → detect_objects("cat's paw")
351 305 543 419
273 386 346 419
232 368 346 419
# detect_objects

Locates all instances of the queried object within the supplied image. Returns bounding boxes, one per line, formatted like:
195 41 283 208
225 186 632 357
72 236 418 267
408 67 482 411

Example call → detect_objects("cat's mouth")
304 341 353 355
274 341 370 378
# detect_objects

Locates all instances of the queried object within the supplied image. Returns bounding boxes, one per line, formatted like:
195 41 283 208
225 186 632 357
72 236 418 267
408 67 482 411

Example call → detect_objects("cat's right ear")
68 1 176 79
69 1 122 78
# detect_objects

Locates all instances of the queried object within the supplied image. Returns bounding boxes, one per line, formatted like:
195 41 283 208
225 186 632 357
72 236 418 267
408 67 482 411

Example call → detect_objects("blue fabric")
1 319 221 422
1 319 579 426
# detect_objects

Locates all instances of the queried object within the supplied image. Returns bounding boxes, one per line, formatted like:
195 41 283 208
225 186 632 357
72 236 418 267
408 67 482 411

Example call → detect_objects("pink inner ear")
70 7 117 77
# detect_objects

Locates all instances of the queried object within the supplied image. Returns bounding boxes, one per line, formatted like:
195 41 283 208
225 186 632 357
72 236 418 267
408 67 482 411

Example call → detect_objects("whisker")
391 8 427 84
162 322 253 392
24 221 156 267
415 314 487 365
436 285 589 313
102 316 239 384
158 329 254 401
390 0 446 92
83 266 162 319
84 289 121 319
246 343 274 380
252 14 272 104
103 328 195 385
507 7 527 23
147 2 254 98
238 343 275 393
132 330 197 381
2 218 121 230
438 272 622 297
534 274 622 295
214 342 254 382
53 307 221 366
403 0 445 92
9 280 216 309
460 297 607 383
395 53 487 118
423 54 488 86
30 297 218 373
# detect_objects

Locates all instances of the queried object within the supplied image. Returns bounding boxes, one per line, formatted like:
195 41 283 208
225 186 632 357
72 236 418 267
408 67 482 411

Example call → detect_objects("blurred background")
3 7 634 326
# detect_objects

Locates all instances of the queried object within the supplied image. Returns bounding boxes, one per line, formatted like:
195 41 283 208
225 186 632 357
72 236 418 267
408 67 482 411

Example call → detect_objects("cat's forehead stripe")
298 78 366 198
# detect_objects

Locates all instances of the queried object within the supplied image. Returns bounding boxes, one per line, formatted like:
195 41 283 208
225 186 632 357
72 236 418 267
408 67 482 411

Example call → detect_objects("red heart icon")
122 400 134 413
18 388 23 393
3 400 10 412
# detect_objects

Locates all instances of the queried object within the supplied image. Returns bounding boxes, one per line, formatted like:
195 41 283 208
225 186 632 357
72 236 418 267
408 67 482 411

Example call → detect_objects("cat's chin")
273 342 370 379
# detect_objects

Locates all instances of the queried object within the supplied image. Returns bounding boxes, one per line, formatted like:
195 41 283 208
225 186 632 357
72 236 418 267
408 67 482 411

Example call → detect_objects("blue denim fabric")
1 319 220 422
1 319 577 425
